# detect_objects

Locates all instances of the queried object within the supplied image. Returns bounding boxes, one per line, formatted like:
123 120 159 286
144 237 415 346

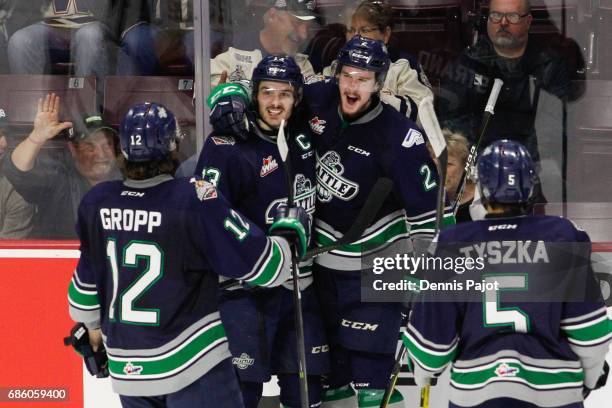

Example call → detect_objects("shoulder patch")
211 136 236 146
402 128 424 148
190 178 218 201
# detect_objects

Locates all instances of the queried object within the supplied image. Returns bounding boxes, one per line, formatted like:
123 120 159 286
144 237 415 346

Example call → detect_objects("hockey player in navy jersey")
404 140 612 408
301 36 455 408
205 36 455 407
194 55 328 408
67 102 311 408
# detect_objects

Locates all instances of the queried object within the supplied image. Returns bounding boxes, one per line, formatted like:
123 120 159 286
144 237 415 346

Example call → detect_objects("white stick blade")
418 96 446 158
277 119 289 162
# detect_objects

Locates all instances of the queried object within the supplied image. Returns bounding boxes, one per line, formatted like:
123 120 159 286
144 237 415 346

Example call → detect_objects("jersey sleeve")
188 178 292 288
403 300 461 386
195 135 254 202
560 229 612 388
383 124 455 242
67 196 102 328
382 58 433 124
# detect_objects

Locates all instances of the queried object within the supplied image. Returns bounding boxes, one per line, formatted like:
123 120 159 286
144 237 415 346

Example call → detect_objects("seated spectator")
114 0 197 75
7 1 111 76
0 108 35 238
437 0 579 166
210 0 318 85
2 94 120 239
322 0 433 122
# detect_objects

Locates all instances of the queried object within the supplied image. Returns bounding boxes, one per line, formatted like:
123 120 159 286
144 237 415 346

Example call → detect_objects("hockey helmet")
333 35 390 87
120 102 180 162
476 139 537 204
252 55 304 101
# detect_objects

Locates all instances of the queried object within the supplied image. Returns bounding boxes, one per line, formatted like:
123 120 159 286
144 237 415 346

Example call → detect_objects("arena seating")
0 75 97 129
102 76 195 127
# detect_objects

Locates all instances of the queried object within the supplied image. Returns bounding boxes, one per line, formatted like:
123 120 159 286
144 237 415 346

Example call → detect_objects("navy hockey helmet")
476 139 537 205
252 55 304 101
120 102 179 162
333 35 390 87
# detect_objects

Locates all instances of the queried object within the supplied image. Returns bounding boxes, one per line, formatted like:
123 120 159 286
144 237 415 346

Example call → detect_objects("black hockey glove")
208 83 252 140
63 323 109 378
269 205 311 259
582 361 609 399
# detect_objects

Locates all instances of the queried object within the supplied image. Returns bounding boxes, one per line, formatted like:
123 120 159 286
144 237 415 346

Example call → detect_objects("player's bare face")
257 81 295 129
338 66 376 119
487 0 531 52
70 131 116 185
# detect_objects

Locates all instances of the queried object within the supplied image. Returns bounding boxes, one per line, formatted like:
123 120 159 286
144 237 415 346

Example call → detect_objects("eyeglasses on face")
488 11 530 24
346 26 380 36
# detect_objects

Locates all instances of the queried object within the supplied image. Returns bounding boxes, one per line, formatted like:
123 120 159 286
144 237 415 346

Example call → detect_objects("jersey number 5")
483 274 530 333
107 239 164 325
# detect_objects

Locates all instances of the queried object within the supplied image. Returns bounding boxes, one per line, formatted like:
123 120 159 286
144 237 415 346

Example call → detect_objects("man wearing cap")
2 93 120 239
210 0 318 86
0 107 35 238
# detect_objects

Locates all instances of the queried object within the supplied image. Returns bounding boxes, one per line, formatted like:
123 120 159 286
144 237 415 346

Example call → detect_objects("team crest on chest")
316 151 359 202
260 155 279 177
265 174 316 223
309 117 327 134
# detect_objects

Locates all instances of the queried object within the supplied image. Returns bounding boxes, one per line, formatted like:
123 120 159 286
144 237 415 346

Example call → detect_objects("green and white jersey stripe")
448 350 586 407
314 211 411 271
402 323 459 372
561 307 612 346
407 206 455 237
241 236 291 287
105 312 231 396
68 271 101 326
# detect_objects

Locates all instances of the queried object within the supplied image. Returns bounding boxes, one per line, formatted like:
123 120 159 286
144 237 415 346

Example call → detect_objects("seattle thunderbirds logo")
265 174 316 223
316 152 359 202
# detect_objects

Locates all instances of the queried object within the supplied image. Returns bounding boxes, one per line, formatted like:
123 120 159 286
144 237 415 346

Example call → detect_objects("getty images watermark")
360 241 600 303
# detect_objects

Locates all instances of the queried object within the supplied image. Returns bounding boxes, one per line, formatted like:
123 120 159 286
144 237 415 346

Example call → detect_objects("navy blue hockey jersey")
303 79 454 271
195 127 316 288
404 215 612 407
68 175 292 396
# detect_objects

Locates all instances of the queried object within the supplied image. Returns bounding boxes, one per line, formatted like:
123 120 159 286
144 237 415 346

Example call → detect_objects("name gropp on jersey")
316 152 360 203
265 174 316 223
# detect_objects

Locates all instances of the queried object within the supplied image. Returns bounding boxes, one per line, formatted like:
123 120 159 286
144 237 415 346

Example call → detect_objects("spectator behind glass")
0 108 35 238
322 0 433 123
428 129 476 223
210 0 318 86
7 1 112 76
437 0 580 167
2 94 120 239
114 0 197 75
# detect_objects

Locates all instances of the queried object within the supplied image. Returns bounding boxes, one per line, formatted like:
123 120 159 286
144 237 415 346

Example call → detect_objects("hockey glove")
207 83 252 140
63 323 109 378
269 205 310 259
583 361 609 399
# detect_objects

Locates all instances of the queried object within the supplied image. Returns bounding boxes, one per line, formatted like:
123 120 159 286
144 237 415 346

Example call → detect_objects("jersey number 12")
107 239 164 325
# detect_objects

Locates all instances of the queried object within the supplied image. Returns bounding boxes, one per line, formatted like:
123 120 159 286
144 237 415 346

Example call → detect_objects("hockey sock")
321 385 357 408
357 388 405 408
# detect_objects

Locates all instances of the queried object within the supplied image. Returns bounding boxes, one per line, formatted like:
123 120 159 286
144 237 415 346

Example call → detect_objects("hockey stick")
452 78 504 212
220 177 393 291
303 177 393 260
380 96 449 408
277 119 310 408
